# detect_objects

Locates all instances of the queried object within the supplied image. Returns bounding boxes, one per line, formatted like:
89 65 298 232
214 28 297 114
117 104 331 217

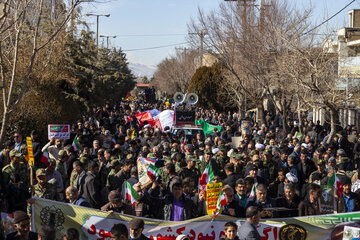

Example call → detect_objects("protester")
37 226 55 240
42 137 63 161
246 184 276 218
6 211 38 240
2 149 29 187
81 161 102 208
234 179 248 208
6 173 31 213
63 228 79 240
101 190 135 215
276 183 300 217
220 222 239 240
34 168 60 201
337 176 360 212
12 132 27 156
128 218 151 240
298 183 321 216
145 181 198 220
30 130 43 169
221 185 244 218
110 223 129 240
238 206 261 240
222 163 240 190
65 186 91 207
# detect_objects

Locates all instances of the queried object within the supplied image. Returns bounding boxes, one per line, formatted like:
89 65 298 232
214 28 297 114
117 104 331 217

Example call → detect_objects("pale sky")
81 0 360 67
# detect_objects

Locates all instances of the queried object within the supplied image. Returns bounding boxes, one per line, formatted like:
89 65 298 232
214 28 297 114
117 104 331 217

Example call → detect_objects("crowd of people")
1 97 360 239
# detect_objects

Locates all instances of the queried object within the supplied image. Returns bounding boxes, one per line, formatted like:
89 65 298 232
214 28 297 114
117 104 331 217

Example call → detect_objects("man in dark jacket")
337 177 360 213
221 185 245 218
297 150 316 186
6 211 38 240
146 181 198 221
298 183 321 216
238 206 261 240
246 184 276 218
101 190 135 215
222 163 240 190
65 145 77 178
65 186 91 208
276 183 300 217
128 218 151 240
6 173 31 213
81 161 103 209
30 130 43 169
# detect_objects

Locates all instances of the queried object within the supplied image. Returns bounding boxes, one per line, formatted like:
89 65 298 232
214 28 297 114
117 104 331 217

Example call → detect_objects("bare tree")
187 0 313 125
283 42 345 143
0 0 83 145
152 49 198 95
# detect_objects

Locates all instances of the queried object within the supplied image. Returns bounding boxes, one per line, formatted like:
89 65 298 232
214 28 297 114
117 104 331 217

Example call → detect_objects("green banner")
195 120 222 136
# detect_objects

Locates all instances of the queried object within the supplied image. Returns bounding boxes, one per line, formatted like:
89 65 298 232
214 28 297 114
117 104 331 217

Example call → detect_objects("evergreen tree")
61 29 98 110
95 48 135 105
188 63 235 112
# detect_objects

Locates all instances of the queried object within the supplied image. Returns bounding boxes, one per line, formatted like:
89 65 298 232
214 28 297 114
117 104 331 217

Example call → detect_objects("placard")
320 185 335 214
231 137 242 148
206 182 223 216
241 121 251 135
137 157 156 187
343 226 360 240
26 137 34 167
47 124 70 140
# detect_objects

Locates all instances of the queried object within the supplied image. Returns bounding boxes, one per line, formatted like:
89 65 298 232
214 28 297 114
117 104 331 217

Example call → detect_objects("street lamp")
86 13 110 47
99 35 116 49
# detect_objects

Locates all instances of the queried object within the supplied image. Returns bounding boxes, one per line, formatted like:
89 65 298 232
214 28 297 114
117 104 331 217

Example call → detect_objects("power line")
116 33 187 37
302 0 355 36
122 42 189 52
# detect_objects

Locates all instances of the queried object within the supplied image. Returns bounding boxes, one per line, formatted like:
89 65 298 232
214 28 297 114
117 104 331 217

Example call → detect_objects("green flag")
195 120 222 136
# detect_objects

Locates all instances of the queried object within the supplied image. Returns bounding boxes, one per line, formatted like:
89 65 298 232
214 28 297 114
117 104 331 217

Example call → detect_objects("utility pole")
189 32 206 67
175 47 187 62
99 35 116 48
199 31 205 67
86 13 110 47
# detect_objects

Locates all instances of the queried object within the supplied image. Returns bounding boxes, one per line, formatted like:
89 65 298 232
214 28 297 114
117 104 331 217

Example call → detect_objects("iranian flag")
125 181 140 207
40 149 50 166
198 163 215 192
153 110 174 131
147 164 160 181
328 171 343 197
214 190 227 218
249 184 256 198
182 137 187 152
72 136 80 152
142 158 156 165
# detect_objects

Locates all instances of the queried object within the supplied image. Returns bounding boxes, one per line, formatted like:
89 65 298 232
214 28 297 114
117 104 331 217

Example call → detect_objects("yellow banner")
206 182 222 216
26 137 34 167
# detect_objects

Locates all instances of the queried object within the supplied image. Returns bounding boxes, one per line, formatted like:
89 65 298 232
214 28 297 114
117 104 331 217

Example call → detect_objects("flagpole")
30 165 34 196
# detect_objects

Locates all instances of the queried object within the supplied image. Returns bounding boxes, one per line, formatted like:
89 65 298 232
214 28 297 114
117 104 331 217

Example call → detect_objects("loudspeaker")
186 93 198 105
174 92 185 103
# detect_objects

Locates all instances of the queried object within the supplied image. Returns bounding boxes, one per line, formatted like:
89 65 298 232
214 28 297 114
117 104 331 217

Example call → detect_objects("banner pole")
30 166 33 196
